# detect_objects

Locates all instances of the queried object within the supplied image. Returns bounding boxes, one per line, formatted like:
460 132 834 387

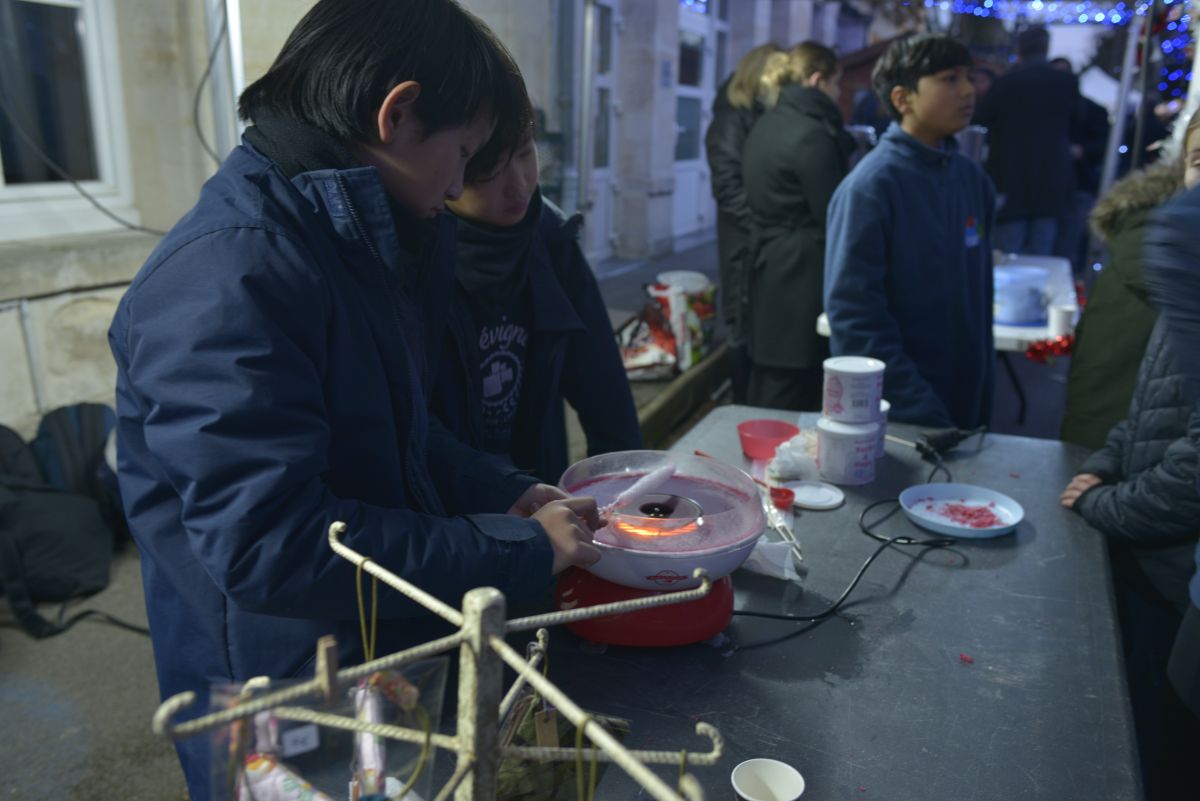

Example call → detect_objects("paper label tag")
280 723 320 757
534 709 560 748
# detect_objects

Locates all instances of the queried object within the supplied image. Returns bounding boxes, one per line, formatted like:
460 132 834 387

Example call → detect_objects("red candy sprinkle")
959 652 974 664
939 502 1004 529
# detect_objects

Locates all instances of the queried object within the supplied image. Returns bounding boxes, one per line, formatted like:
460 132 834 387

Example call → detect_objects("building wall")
0 0 829 436
0 0 217 437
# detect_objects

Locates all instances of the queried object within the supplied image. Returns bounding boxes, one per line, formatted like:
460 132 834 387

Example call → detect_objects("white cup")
876 398 890 459
1048 304 1078 338
817 417 878 485
731 758 806 801
822 356 885 423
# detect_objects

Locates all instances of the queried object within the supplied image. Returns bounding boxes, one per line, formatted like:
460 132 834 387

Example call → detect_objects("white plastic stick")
602 464 676 514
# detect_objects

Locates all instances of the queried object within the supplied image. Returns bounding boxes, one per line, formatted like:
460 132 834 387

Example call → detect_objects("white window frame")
0 0 139 241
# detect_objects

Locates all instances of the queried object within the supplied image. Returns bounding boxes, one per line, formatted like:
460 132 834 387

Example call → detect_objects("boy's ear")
890 85 912 117
375 81 422 145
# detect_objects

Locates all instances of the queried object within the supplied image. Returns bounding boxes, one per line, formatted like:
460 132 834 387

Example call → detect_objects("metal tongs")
692 449 803 563
762 491 803 564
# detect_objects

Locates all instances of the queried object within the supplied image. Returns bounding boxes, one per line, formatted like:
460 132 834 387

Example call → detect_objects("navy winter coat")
1075 320 1200 609
108 142 554 798
1144 184 1200 610
433 196 641 483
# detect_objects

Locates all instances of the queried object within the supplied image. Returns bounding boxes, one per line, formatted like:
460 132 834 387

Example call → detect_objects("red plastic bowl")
737 419 800 460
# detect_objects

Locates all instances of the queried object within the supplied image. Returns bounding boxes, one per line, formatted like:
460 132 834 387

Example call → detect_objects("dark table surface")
548 405 1142 801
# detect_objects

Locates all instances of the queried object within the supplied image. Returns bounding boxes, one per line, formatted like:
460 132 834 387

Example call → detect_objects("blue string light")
929 0 1160 24
937 0 1194 102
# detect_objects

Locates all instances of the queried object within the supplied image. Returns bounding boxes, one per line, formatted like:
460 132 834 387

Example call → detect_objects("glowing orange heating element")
611 518 700 539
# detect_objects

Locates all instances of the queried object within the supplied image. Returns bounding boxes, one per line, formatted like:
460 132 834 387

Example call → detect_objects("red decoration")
1025 334 1075 364
959 652 975 665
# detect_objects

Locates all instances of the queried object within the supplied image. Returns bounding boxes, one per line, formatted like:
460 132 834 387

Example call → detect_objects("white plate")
898 483 1023 538
782 480 845 511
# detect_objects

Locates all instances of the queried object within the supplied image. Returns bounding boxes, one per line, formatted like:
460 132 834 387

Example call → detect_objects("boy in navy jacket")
824 35 995 429
107 2 601 796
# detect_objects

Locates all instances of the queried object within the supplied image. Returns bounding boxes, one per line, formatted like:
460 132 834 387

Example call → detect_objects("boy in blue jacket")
824 35 995 429
107 2 601 796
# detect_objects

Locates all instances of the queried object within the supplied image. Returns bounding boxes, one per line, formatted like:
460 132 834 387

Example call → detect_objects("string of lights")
930 1 1193 100
925 0 1175 25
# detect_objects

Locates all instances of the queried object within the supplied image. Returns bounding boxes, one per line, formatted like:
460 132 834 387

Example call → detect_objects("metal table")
549 405 1141 801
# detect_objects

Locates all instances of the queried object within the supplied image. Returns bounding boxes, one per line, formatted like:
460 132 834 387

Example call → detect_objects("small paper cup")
731 758 806 801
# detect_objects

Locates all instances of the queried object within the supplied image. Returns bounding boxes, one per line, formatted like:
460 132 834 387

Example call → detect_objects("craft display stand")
151 522 725 801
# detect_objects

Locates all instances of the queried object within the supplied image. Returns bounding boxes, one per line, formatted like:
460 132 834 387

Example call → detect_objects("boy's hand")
1060 473 1103 509
507 483 571 517
532 497 604 574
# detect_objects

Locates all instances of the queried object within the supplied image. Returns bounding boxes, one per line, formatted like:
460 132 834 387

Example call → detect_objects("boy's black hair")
464 67 535 184
238 0 527 172
872 34 973 121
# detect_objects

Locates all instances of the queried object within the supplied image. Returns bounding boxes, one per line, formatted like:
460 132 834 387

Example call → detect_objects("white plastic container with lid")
816 417 879 485
876 399 890 458
822 356 885 424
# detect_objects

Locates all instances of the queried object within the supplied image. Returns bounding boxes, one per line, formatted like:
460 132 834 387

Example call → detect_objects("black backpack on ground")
0 404 140 638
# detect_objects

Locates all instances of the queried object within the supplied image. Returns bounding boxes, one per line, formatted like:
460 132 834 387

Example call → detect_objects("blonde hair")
759 41 839 110
726 43 783 109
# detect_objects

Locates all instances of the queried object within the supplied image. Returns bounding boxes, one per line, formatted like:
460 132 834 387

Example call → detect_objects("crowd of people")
705 26 1199 801
100 0 1199 796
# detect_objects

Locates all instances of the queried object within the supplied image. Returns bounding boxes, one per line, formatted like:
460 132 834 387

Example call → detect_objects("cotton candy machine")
555 450 766 646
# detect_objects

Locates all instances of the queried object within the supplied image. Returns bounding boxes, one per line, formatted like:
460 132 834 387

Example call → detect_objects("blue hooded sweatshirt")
824 123 996 429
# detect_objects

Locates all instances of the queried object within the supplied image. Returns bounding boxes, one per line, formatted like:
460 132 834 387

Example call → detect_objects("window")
674 96 701 161
596 3 613 76
0 0 138 240
594 87 610 169
715 30 728 88
678 31 704 87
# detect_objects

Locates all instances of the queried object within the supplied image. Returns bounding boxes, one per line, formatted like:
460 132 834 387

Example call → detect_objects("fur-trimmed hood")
1090 160 1183 241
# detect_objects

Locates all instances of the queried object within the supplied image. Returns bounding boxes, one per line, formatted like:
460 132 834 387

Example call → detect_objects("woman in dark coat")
705 43 780 403
742 42 855 410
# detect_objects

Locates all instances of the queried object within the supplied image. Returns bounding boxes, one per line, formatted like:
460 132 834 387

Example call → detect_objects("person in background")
1143 123 1200 772
740 41 854 411
850 86 891 140
1063 108 1199 449
1049 56 1110 275
968 65 995 109
825 35 994 429
705 43 781 404
976 26 1079 255
1060 288 1200 800
434 76 641 484
107 2 602 796
1060 159 1183 449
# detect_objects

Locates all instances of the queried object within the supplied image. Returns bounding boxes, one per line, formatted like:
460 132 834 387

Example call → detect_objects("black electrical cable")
925 453 951 483
192 8 229 166
54 603 151 637
731 427 983 645
733 499 958 637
